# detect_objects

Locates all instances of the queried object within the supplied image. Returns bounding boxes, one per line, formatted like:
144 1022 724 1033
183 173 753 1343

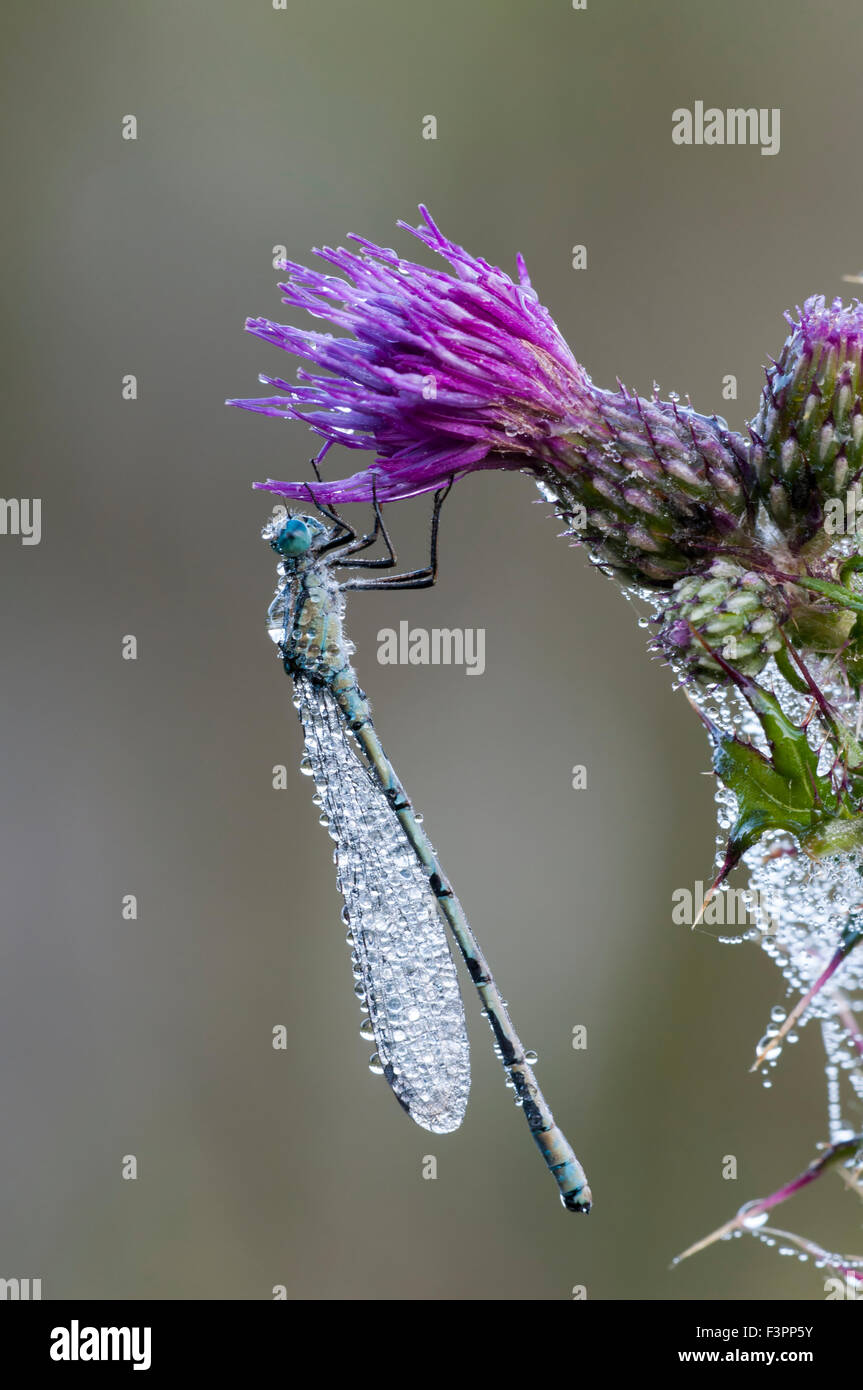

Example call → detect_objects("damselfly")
264 485 591 1212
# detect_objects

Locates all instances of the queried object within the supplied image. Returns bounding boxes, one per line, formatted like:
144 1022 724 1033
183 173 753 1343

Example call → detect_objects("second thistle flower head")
230 210 757 587
750 295 863 553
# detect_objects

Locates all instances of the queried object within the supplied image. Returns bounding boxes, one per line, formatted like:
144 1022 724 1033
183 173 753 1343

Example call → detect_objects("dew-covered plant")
230 210 863 1282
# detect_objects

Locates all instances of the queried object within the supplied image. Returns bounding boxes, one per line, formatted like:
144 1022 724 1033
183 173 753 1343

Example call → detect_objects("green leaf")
706 721 819 874
792 575 863 617
731 673 822 788
697 673 849 884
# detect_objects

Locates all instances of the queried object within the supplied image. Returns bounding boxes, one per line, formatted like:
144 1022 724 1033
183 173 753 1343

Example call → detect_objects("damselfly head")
264 512 327 557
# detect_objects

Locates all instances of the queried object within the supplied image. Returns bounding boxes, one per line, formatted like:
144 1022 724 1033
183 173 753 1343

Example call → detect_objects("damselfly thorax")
266 518 355 691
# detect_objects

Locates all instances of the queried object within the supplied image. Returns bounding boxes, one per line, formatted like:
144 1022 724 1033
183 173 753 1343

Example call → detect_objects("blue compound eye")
273 517 312 556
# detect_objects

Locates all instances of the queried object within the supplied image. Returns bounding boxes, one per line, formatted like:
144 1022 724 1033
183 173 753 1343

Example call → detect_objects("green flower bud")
658 560 785 679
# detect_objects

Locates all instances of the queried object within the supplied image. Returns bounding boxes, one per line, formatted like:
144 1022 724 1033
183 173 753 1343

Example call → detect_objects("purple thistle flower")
229 206 589 502
229 209 766 584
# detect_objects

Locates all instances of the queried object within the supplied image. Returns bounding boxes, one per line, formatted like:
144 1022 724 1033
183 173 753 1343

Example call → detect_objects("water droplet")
741 1208 768 1230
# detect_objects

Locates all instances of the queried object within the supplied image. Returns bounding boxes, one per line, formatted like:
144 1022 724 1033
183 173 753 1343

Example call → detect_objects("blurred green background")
2 0 861 1300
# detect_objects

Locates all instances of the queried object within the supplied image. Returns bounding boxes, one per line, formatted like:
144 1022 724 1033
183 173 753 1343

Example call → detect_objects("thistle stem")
750 919 863 1071
673 1134 863 1268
